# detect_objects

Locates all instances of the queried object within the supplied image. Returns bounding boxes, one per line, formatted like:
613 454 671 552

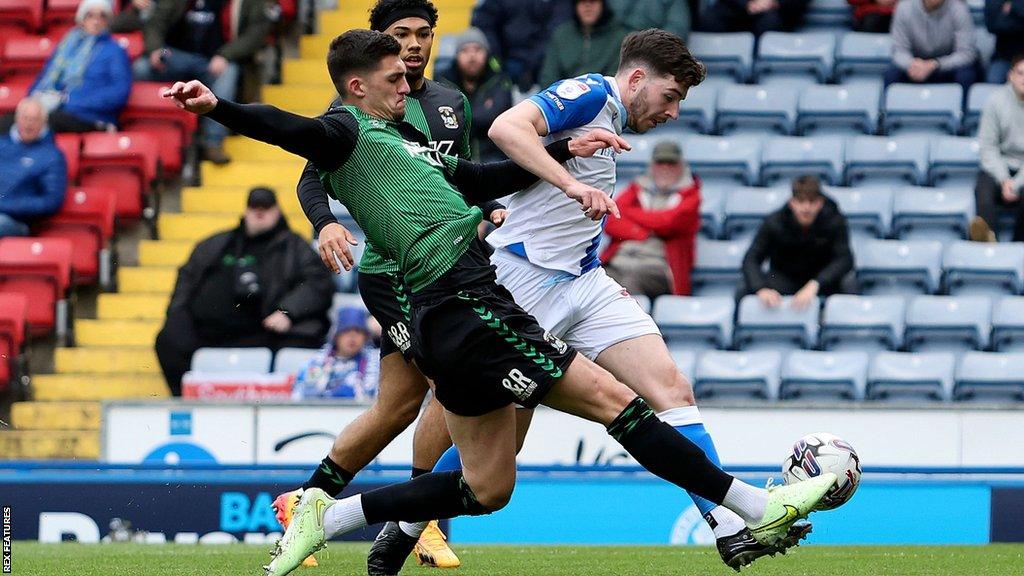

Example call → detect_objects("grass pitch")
8 542 1024 575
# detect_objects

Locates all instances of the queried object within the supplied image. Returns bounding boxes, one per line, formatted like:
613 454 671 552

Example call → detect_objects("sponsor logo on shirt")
438 106 459 130
388 322 411 352
502 368 539 401
555 80 591 100
543 91 565 111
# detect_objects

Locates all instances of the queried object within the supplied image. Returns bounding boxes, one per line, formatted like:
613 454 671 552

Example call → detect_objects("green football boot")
264 488 334 576
747 473 836 546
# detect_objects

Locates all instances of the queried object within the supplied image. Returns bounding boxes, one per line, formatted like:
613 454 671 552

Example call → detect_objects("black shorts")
410 283 578 417
358 271 415 361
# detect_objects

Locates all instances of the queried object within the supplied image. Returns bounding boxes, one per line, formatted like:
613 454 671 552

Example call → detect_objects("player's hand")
161 80 218 114
263 310 292 333
318 222 359 273
569 129 631 158
490 209 508 226
564 180 620 221
791 280 819 311
756 288 782 308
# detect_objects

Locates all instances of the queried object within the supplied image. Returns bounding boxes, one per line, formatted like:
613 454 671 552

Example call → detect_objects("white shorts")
492 249 661 360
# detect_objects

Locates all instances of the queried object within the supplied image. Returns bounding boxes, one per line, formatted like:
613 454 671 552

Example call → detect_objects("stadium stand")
653 295 735 350
892 186 973 243
34 186 118 288
820 294 906 352
761 135 845 185
903 295 992 353
735 295 821 351
991 297 1024 352
716 85 799 136
780 350 870 401
796 83 881 136
942 241 1024 296
0 292 27 393
754 32 836 83
867 351 956 401
688 32 756 82
191 347 275 374
854 239 944 295
882 83 963 136
954 351 1024 401
827 186 893 240
723 186 789 240
835 32 891 79
928 136 981 188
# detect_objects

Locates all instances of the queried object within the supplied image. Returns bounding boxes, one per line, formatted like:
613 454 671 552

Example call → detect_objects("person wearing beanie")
0 0 131 133
293 306 382 400
538 0 631 88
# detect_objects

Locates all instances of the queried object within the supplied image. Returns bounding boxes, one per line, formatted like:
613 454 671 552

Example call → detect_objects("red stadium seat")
120 81 198 173
1 34 54 78
79 131 160 219
0 77 31 114
43 0 81 30
54 132 80 183
112 31 143 60
0 237 73 340
0 0 42 35
0 292 27 390
35 187 116 286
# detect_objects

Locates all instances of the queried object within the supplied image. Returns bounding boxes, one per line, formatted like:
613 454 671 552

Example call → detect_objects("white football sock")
323 494 367 539
398 521 429 538
721 480 768 525
707 506 748 538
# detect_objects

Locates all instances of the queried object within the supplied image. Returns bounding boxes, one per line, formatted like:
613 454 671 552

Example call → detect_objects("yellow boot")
413 520 461 568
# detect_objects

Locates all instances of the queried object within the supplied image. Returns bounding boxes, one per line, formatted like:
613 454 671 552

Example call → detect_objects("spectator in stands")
155 187 335 396
601 140 700 297
438 28 513 162
848 0 896 32
984 0 1024 83
699 0 809 35
471 0 573 92
293 307 381 400
607 0 692 40
970 54 1024 242
539 0 631 88
110 0 152 33
134 0 273 164
740 176 854 309
0 99 67 238
885 0 979 92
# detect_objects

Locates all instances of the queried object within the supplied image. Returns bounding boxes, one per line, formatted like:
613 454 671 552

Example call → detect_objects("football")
782 433 862 510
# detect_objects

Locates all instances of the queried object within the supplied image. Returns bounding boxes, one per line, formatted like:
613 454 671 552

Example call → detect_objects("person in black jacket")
471 0 573 91
740 176 855 309
700 0 809 34
985 0 1024 84
154 187 335 395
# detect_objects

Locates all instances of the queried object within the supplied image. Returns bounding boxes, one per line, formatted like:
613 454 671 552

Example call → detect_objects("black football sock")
360 470 489 525
302 456 356 496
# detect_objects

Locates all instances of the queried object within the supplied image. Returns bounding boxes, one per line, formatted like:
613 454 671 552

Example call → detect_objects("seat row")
0 31 144 79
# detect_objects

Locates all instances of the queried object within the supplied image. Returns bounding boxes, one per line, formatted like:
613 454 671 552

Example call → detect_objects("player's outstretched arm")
296 161 358 274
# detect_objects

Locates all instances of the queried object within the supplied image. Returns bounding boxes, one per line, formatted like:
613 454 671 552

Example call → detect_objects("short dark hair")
327 29 402 96
791 175 823 201
618 29 706 87
369 0 438 31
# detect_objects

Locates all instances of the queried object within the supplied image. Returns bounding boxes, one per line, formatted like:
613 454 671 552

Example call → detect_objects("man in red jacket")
602 140 701 296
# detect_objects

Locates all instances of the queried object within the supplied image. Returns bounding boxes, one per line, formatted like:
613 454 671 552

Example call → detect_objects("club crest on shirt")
543 331 569 354
555 80 590 100
438 106 459 130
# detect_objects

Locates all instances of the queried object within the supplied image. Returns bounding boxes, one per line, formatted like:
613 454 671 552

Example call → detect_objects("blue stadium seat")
993 297 1024 352
677 81 721 134
805 0 852 27
274 347 320 374
821 294 906 352
191 347 273 373
668 345 698 379
943 241 1024 296
761 136 845 186
883 83 963 136
892 186 974 243
754 31 836 82
684 135 763 186
929 136 981 188
617 133 665 181
694 350 782 400
954 351 1024 401
723 186 788 240
835 32 892 79
692 238 748 296
689 32 756 82
735 294 820 351
796 83 880 136
904 295 992 352
653 295 735 350
716 85 798 135
781 350 869 400
854 239 943 295
845 135 930 186
964 83 1000 135
827 186 893 240
867 351 956 401
700 184 727 238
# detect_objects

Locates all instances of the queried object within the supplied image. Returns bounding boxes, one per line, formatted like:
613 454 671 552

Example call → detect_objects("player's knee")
473 477 515 512
669 370 696 407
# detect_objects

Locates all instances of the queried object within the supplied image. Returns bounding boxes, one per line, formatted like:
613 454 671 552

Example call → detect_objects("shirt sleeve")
527 77 609 135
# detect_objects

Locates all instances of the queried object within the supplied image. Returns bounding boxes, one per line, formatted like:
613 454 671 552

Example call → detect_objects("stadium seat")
79 132 161 219
796 83 881 136
954 351 1024 401
845 135 930 186
191 347 274 373
735 294 820 351
805 0 852 27
867 351 955 401
754 32 836 82
892 186 973 243
684 135 762 185
780 350 869 400
688 32 755 81
0 0 42 35
0 292 27 391
0 237 73 340
667 346 697 379
827 186 893 240
883 83 963 135
1 34 54 78
963 83 1000 135
652 295 735 350
617 133 664 182
723 186 788 240
694 349 782 399
0 78 31 114
699 184 726 238
691 238 748 296
929 136 981 188
761 135 845 186
53 133 80 183
677 80 721 134
715 85 798 135
835 32 892 79
854 239 943 295
112 31 145 60
943 241 1024 296
119 82 199 175
34 187 117 287
820 294 906 352
42 0 79 29
904 295 991 352
274 347 321 375
992 297 1024 352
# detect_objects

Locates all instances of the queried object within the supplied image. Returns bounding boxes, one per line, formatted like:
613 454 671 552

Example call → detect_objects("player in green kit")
163 29 837 576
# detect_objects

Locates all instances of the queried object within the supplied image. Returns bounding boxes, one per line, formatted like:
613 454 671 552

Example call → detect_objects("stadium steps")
263 84 335 111
11 401 101 430
223 139 303 163
138 240 194 267
282 58 332 85
118 266 177 294
75 319 162 347
181 185 311 215
200 159 305 188
158 212 312 241
31 374 168 401
55 347 160 374
0 430 100 459
97 293 170 320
